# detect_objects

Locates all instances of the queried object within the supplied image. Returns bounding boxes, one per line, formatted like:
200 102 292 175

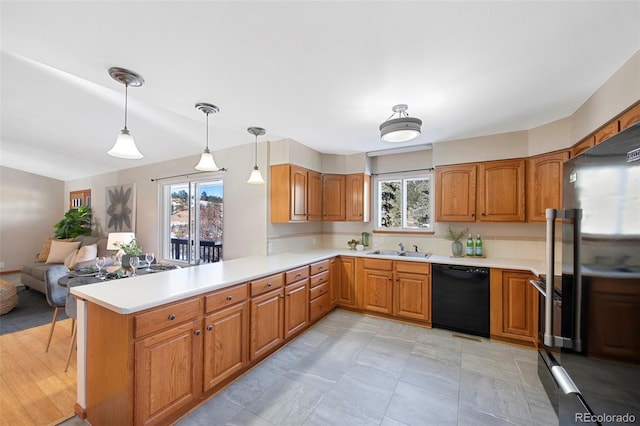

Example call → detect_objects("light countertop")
72 249 544 315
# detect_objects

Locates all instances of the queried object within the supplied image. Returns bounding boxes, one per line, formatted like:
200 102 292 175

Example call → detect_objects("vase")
451 241 463 257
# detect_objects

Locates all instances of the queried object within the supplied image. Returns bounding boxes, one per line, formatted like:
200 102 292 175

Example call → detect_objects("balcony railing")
170 238 222 263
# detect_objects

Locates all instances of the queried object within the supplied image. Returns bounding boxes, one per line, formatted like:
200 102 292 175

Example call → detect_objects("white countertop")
72 249 544 315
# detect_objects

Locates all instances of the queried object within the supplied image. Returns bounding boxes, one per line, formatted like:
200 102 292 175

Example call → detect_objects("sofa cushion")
64 250 78 269
46 240 81 264
22 262 53 282
36 237 72 262
73 244 98 269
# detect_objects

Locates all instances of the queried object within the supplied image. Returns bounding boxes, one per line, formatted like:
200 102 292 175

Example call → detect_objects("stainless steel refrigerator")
534 121 640 425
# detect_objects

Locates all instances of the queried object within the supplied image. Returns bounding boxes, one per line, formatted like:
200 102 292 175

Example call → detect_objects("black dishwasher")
432 264 490 337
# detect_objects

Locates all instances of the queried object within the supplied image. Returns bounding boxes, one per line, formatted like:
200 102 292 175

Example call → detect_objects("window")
375 173 433 231
161 178 223 264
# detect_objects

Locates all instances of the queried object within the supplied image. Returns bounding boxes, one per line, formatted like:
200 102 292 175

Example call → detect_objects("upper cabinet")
307 170 322 222
271 164 320 223
322 174 346 221
619 102 640 131
526 150 569 222
435 159 525 222
346 174 370 222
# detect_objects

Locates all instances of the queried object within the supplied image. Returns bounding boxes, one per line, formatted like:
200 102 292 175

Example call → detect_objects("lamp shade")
247 166 265 184
108 129 144 159
379 117 422 142
195 149 219 171
106 232 136 250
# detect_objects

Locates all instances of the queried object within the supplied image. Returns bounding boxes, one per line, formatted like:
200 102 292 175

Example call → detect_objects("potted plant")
116 239 143 268
54 205 92 239
445 226 468 257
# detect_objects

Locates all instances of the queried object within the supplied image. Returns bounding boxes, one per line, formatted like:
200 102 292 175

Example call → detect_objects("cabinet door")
290 165 308 221
570 135 595 158
203 302 248 392
135 320 201 426
619 102 640 131
363 269 393 314
307 170 322 221
338 257 356 307
526 150 569 222
477 159 526 222
322 174 346 221
250 289 283 361
394 272 431 322
435 164 477 222
346 174 370 222
329 257 340 307
490 269 537 345
284 281 309 339
594 121 619 145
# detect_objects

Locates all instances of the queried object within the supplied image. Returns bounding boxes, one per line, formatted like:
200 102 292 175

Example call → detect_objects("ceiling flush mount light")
108 67 144 159
194 103 220 171
379 104 422 143
247 127 266 184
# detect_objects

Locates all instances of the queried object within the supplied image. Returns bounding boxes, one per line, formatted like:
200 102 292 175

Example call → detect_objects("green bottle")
475 234 483 256
466 234 474 256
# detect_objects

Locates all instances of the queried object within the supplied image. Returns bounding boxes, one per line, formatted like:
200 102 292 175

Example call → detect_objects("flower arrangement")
445 226 468 242
347 239 360 250
116 239 143 255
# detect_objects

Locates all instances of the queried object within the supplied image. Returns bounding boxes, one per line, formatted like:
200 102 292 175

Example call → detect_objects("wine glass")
95 257 106 279
129 256 139 276
145 253 155 272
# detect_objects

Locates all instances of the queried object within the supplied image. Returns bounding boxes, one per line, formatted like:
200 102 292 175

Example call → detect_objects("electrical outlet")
312 237 317 246
0 262 5 269
267 242 273 254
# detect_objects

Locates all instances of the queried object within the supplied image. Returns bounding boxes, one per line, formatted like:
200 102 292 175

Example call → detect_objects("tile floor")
174 309 558 426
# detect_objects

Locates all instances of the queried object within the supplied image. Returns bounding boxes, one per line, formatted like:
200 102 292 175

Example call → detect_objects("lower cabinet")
329 257 340 307
490 269 538 346
338 256 357 307
284 279 309 339
250 287 284 361
361 258 393 314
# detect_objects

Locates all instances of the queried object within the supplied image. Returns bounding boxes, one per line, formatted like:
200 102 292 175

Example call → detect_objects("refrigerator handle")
551 365 581 395
572 209 583 352
544 208 557 347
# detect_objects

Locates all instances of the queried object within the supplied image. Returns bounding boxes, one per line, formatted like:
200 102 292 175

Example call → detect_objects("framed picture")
105 183 136 232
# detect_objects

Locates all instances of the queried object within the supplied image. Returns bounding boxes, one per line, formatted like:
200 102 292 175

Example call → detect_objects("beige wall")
0 166 65 271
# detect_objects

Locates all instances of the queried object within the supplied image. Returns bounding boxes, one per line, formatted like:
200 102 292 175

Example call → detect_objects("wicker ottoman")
0 279 18 315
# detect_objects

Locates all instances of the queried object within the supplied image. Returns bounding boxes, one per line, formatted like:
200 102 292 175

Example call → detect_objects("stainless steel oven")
531 123 640 426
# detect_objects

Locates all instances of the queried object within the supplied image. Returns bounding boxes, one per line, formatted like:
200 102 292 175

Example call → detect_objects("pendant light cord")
205 112 210 150
254 135 258 167
123 83 129 130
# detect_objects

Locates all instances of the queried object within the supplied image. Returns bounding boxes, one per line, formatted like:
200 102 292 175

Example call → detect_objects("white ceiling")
1 1 639 181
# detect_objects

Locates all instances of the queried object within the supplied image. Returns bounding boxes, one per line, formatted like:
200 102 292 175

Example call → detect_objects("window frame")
373 171 434 233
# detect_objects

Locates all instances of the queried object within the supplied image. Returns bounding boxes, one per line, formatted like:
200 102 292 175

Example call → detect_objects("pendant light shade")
108 67 144 159
247 127 266 184
194 103 220 172
379 104 422 143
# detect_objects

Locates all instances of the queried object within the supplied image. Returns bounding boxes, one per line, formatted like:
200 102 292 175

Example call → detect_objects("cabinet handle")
471 212 476 217
481 212 486 216
226 295 233 301
207 325 213 331
267 282 272 287
279 295 285 299
168 314 176 321
296 273 301 277
194 330 201 336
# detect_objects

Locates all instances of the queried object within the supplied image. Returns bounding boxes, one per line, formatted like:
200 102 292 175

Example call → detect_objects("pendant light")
194 103 220 171
379 104 422 143
107 67 145 159
246 127 266 184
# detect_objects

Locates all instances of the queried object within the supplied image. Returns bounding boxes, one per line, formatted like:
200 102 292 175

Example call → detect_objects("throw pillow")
36 237 72 262
46 240 81 264
75 244 98 265
64 249 79 270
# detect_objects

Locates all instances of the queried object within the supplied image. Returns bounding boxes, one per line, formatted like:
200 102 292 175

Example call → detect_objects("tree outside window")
377 174 432 230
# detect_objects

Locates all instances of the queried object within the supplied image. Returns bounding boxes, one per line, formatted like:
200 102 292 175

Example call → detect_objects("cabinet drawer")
286 266 309 284
310 292 330 322
310 282 329 300
251 273 284 297
309 270 329 288
205 283 248 313
362 258 393 271
396 261 431 275
309 260 330 276
134 297 200 338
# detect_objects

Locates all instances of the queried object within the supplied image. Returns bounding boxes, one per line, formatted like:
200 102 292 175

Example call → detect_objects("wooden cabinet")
249 273 285 361
346 174 370 222
338 256 357 307
307 170 322 221
526 150 569 222
435 159 525 222
619 102 640 131
322 174 346 221
571 135 595 158
435 163 477 222
393 261 431 322
271 164 321 223
490 269 538 346
477 158 526 222
329 257 340 307
309 259 331 323
361 258 393 314
284 266 309 339
594 120 619 145
203 284 248 391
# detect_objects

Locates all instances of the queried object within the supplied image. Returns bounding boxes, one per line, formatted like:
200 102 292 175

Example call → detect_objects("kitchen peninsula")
72 250 545 425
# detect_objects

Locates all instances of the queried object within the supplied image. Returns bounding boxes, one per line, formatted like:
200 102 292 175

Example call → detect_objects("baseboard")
0 270 20 275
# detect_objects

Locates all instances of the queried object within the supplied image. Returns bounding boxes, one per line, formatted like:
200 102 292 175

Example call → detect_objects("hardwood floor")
0 318 78 426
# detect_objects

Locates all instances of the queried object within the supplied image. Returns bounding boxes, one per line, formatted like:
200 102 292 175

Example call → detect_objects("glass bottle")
475 234 483 257
466 234 474 256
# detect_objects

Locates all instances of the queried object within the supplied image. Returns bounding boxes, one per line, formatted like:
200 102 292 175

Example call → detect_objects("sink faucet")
398 242 405 252
413 244 418 253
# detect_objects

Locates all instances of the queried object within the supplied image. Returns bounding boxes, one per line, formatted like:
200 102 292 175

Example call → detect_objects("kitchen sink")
367 250 431 259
